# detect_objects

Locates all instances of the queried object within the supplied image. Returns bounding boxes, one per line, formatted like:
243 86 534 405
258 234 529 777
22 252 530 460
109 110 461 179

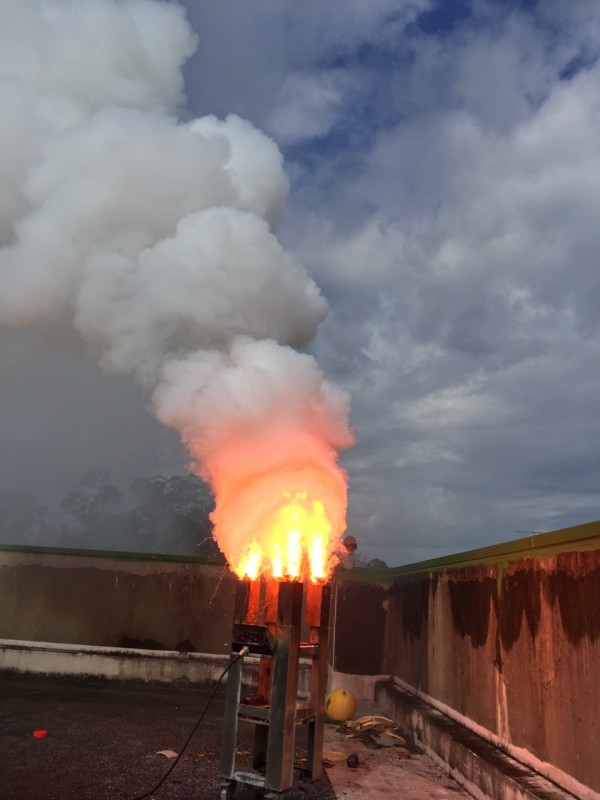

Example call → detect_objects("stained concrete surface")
390 546 600 793
0 673 470 800
0 553 235 655
323 703 471 800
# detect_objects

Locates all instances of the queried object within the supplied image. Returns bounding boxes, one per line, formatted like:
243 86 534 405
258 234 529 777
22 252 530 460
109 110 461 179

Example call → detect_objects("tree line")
0 470 221 558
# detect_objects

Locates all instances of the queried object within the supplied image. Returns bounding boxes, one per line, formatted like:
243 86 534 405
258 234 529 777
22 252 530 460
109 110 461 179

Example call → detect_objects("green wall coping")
337 519 600 585
388 518 600 577
0 541 227 566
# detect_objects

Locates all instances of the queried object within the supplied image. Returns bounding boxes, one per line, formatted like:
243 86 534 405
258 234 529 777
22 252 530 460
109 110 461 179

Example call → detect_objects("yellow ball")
325 688 357 722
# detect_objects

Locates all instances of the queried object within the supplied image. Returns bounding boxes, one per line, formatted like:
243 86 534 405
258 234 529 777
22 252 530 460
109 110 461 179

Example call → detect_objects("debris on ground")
323 708 473 799
321 749 346 767
337 715 406 748
322 749 346 762
155 749 178 759
346 754 359 769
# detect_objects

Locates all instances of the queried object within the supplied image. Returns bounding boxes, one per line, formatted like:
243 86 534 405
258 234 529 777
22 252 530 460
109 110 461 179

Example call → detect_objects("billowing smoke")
0 0 353 571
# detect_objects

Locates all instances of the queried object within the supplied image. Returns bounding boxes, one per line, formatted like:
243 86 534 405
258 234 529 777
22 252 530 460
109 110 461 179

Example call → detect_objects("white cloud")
267 72 348 145
181 0 433 132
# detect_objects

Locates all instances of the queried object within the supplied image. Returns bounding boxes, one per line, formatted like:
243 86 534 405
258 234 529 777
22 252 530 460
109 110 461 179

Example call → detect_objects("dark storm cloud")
0 331 184 504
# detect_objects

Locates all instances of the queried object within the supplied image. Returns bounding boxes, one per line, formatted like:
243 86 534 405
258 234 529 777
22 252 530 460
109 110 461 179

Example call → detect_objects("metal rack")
220 578 331 799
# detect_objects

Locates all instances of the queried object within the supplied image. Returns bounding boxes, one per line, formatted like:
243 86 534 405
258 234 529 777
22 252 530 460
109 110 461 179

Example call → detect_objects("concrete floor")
322 705 471 800
0 673 471 800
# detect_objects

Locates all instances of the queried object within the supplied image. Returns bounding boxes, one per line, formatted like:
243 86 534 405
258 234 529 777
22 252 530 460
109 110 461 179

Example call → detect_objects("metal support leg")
306 583 330 781
265 581 303 793
219 654 244 780
220 779 237 800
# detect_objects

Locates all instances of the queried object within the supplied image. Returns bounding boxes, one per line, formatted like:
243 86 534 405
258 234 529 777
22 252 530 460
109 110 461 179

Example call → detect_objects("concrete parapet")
0 546 235 655
376 680 581 800
388 522 600 798
0 638 313 692
0 638 230 684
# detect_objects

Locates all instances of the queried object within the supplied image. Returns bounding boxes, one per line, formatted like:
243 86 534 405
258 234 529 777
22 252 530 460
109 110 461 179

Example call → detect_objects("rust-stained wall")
0 549 236 655
391 541 600 796
331 578 391 676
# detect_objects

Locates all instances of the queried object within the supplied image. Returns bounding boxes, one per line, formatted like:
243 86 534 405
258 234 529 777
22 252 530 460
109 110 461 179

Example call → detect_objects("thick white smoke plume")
0 0 353 571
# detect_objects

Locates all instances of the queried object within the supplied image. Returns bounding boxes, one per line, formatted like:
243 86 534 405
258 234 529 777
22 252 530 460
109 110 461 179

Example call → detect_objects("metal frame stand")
220 579 330 799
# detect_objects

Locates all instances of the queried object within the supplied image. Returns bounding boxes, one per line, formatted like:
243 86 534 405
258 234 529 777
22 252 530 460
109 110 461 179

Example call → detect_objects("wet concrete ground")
0 673 470 800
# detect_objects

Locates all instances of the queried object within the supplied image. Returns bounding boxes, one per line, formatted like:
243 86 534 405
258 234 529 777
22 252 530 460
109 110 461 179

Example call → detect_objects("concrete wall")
389 521 600 799
328 570 393 699
0 546 235 655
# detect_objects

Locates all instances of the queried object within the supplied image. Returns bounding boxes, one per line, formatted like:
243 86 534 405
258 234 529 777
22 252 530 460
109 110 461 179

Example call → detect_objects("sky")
2 0 600 566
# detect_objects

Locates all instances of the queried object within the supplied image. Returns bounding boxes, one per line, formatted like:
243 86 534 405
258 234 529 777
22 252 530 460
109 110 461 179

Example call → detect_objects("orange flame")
231 491 336 582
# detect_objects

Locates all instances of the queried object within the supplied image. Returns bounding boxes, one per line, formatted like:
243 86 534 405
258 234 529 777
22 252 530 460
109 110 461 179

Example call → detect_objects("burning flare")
235 492 332 582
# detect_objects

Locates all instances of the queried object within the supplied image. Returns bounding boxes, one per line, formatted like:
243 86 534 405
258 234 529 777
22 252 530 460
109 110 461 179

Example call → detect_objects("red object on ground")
33 730 48 738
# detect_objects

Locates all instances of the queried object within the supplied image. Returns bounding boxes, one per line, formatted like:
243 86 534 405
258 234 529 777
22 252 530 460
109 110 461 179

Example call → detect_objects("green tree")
128 474 219 558
0 490 48 543
60 469 123 522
